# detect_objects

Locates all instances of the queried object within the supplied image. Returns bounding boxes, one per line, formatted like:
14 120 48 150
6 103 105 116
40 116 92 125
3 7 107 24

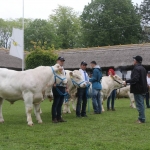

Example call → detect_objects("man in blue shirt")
89 61 102 114
76 61 89 117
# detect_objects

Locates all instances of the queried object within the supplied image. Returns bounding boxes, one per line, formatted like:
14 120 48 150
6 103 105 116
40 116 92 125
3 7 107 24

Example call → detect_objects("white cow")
101 75 125 111
116 86 136 108
63 70 86 113
64 74 125 113
0 64 67 126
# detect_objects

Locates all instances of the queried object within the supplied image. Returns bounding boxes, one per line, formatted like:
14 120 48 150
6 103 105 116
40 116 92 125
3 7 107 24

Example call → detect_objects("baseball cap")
81 61 87 66
133 55 142 63
57 56 65 61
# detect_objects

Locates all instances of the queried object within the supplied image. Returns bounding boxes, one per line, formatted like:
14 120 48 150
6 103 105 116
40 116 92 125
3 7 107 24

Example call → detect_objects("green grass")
0 99 150 150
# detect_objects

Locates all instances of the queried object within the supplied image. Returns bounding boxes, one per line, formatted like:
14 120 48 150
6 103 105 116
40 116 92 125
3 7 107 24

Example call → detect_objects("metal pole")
22 0 24 71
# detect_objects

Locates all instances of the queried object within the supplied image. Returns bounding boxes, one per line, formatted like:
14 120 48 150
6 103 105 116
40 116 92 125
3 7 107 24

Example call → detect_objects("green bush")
25 42 58 69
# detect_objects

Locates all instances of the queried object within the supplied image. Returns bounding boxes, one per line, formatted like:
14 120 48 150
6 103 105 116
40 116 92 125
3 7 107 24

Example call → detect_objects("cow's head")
69 70 86 88
52 64 67 85
111 75 125 89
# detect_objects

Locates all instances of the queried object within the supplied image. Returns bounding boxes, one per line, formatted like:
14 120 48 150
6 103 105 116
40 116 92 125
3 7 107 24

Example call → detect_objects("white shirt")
79 69 89 82
147 76 150 86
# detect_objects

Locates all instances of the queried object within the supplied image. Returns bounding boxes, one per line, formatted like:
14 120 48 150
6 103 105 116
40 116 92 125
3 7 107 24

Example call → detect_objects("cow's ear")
69 72 73 77
53 64 60 71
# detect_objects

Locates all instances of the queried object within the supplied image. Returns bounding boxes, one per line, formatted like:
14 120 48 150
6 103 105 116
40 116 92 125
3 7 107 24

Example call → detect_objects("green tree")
49 5 81 49
24 19 58 51
25 42 58 69
81 0 142 47
0 18 32 49
139 0 150 42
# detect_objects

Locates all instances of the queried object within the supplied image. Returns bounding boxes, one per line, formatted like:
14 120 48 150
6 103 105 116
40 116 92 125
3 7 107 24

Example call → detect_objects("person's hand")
123 81 126 86
66 88 69 93
53 83 56 87
86 81 91 85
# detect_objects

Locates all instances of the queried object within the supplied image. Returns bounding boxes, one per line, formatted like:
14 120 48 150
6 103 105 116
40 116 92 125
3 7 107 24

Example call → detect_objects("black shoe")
81 115 88 117
112 108 116 111
76 115 81 118
147 106 150 108
57 118 67 122
52 118 58 123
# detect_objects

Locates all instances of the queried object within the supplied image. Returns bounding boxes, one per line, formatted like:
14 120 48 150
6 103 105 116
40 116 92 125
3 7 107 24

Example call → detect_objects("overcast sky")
0 0 143 20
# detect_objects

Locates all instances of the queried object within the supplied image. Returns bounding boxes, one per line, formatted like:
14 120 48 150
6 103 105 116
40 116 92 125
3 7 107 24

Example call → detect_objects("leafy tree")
0 18 32 49
49 5 81 49
139 0 150 42
24 19 58 51
81 0 142 47
25 42 58 69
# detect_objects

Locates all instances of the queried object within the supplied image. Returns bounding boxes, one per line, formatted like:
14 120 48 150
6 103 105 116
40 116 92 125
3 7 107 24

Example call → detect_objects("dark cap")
57 56 65 61
133 55 142 63
148 71 150 74
81 61 87 66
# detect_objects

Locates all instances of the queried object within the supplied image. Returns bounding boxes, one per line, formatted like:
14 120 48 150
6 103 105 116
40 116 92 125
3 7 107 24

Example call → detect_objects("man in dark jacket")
125 56 147 123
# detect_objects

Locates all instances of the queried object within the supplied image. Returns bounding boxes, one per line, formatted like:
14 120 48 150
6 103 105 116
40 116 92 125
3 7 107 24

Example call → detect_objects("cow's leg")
71 98 77 111
0 98 4 123
34 104 42 124
23 92 34 126
33 106 42 116
67 101 71 114
101 94 105 112
128 92 136 108
63 102 68 113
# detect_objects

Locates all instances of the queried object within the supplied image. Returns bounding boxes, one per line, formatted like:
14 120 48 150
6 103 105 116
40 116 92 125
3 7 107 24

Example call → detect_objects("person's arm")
126 69 140 84
89 70 98 82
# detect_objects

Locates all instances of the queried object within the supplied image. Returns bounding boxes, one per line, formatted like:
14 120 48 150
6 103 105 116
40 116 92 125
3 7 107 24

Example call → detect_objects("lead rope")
51 66 68 96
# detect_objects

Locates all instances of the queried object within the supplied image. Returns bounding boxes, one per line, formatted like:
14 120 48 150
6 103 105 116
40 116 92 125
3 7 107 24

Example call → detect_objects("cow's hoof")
63 111 67 114
68 111 71 114
0 120 4 123
38 120 43 124
28 122 34 126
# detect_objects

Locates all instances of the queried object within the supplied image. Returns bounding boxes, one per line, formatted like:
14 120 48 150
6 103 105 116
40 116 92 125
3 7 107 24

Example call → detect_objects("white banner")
9 28 23 59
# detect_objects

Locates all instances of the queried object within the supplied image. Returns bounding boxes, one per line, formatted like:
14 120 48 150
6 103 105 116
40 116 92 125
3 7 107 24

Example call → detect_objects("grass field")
0 98 150 150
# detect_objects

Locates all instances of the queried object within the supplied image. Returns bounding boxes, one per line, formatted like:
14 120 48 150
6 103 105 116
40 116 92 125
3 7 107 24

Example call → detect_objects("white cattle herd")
0 65 135 126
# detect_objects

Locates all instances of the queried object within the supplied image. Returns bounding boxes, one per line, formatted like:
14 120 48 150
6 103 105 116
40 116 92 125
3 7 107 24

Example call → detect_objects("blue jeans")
134 94 145 123
107 89 116 109
92 89 101 113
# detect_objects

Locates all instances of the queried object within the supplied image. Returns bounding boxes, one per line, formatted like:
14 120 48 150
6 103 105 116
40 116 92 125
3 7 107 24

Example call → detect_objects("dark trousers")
76 88 87 116
145 92 150 107
52 86 65 120
107 89 116 109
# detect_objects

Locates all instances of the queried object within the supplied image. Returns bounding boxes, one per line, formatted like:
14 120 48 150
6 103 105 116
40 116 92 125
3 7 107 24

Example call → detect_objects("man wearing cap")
89 61 102 114
76 61 89 117
145 71 150 108
125 56 147 123
51 56 68 123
